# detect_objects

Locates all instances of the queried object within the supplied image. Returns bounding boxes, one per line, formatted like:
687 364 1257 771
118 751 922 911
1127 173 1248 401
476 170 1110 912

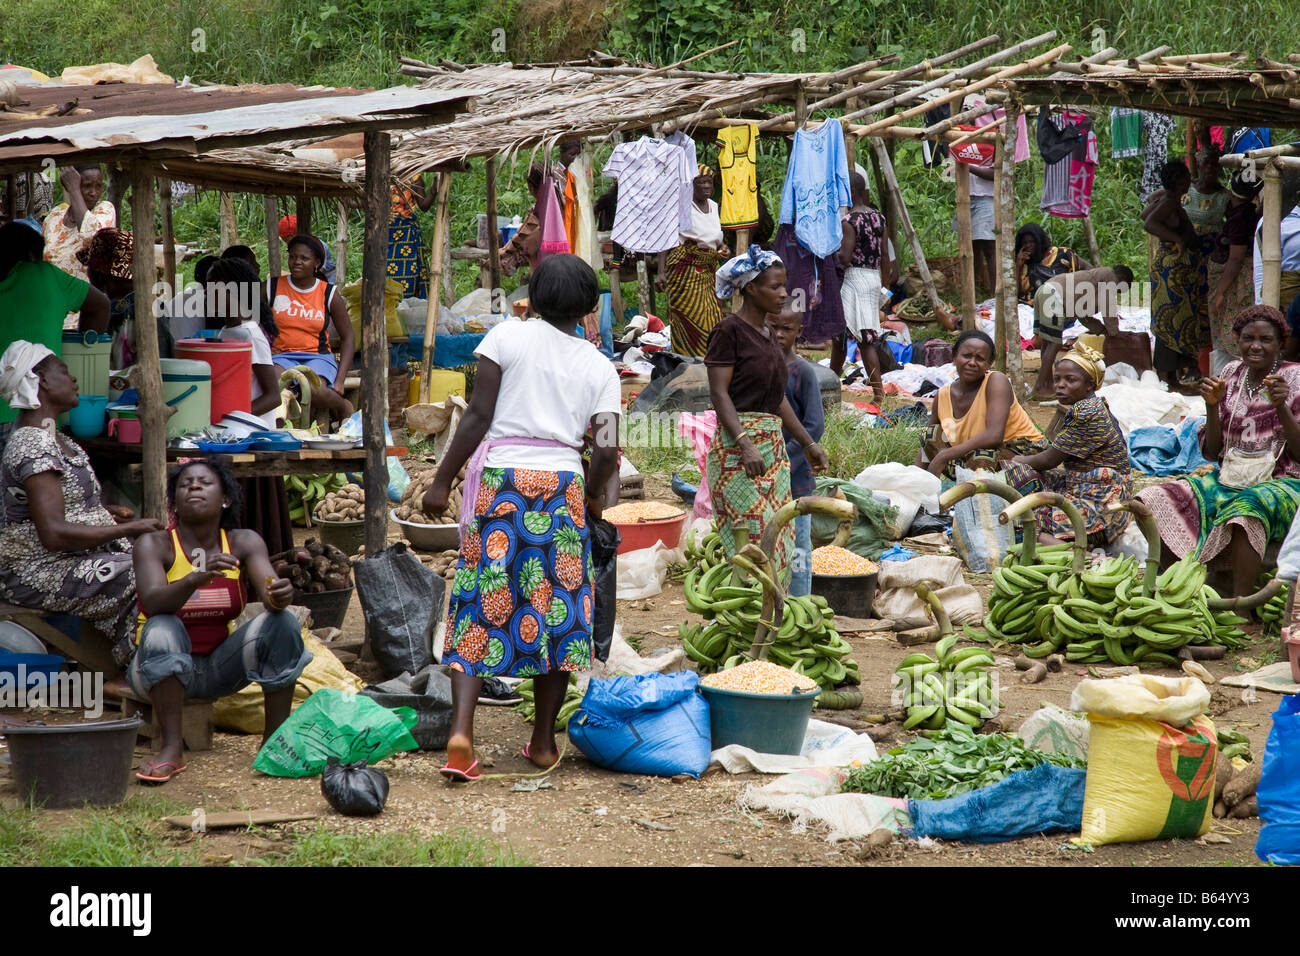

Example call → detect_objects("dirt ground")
0 411 1277 866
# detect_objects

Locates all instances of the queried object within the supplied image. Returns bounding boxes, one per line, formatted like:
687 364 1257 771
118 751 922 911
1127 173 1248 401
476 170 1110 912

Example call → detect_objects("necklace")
1241 359 1279 399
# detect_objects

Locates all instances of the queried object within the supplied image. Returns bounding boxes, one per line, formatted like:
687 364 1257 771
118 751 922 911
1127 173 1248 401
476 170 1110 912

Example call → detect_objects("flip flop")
439 759 482 783
136 760 187 783
521 742 560 769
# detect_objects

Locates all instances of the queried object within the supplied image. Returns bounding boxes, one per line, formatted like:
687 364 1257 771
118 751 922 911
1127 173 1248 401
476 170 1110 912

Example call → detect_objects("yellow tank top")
937 373 1042 448
136 529 244 654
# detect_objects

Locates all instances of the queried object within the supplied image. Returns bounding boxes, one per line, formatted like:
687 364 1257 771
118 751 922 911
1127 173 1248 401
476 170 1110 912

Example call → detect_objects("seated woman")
132 459 311 783
1003 343 1132 547
916 330 1044 478
1015 222 1092 399
42 164 117 281
0 342 164 667
264 234 354 422
1137 305 1300 597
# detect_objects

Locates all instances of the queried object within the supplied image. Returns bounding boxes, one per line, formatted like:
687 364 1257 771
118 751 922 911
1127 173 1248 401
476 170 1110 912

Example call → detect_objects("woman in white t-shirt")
422 254 620 781
657 164 730 358
209 258 294 555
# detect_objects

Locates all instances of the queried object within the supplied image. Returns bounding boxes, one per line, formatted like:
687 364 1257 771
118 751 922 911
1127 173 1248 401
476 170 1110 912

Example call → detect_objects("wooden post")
609 264 625 326
484 156 501 308
130 168 166 521
636 257 651 317
954 161 977 330
996 106 1024 393
295 196 312 239
1261 162 1283 308
334 200 348 286
219 192 237 250
264 195 281 276
420 172 451 404
730 228 749 313
362 132 392 558
1082 214 1102 266
159 177 176 299
869 137 941 313
441 226 453 305
107 166 127 219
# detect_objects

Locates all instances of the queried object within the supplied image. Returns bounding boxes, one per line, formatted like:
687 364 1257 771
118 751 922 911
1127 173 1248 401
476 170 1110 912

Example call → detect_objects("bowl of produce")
313 484 366 555
698 660 820 755
809 545 879 619
391 464 463 552
390 510 459 552
602 501 688 555
272 539 355 629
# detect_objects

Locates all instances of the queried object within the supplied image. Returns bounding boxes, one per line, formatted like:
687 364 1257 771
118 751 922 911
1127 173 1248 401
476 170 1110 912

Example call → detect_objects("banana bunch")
980 544 1076 644
286 473 346 527
1218 727 1252 762
895 634 998 730
512 677 583 731
1255 574 1290 637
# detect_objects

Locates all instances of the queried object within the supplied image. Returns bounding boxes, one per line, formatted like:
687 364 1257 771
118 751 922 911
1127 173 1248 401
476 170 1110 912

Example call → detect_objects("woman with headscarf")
1003 343 1132 547
386 174 435 298
1207 173 1264 374
1143 159 1202 389
0 342 164 668
1015 222 1090 305
656 163 729 358
79 227 175 368
707 247 828 579
42 164 117 280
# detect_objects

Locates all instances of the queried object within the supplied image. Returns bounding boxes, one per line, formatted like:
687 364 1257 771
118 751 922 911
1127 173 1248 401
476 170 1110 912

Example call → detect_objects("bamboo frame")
420 171 451 403
361 131 392 557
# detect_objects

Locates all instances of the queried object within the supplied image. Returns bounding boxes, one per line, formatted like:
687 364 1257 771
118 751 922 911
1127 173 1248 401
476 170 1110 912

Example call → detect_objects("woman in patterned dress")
1004 343 1132 548
41 164 117 282
0 342 164 668
1144 160 1203 389
386 176 434 298
421 255 620 781
657 164 729 357
1207 173 1264 374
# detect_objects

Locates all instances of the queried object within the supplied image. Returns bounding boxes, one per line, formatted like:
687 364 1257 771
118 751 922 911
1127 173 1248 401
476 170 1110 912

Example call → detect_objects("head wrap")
76 227 132 279
1056 341 1105 388
715 244 782 299
1230 172 1265 201
278 214 298 241
0 341 55 410
696 163 715 178
16 217 42 237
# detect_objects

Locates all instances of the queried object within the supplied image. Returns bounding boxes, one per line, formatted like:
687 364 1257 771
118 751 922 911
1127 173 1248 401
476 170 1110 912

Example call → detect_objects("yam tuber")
1020 662 1048 684
310 556 333 581
304 539 325 558
1214 756 1235 803
1222 761 1261 809
323 571 350 592
1228 795 1258 819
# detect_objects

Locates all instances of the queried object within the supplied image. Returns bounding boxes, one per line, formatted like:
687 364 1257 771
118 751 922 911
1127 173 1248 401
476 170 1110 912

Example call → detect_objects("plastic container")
811 572 877 619
699 684 818 755
610 512 688 555
0 621 46 654
176 339 252 424
67 394 108 438
317 517 366 556
1286 627 1300 683
107 416 141 443
58 330 112 427
390 509 459 551
0 651 64 689
293 587 354 630
160 358 212 437
1 717 143 808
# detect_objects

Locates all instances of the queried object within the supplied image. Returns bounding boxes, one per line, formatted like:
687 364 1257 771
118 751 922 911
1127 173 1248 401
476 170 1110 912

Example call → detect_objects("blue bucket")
0 652 65 690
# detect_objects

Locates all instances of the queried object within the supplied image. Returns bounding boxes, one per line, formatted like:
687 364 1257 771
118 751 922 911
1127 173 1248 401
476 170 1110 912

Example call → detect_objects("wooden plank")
0 608 117 675
163 810 319 830
954 161 977 331
1261 163 1283 308
219 191 237 249
421 171 451 403
484 155 501 304
131 167 167 522
362 131 392 558
265 195 281 275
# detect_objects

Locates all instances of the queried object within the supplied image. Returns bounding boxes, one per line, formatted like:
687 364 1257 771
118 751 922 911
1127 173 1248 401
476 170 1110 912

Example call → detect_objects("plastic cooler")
175 339 251 424
159 358 212 437
58 330 112 426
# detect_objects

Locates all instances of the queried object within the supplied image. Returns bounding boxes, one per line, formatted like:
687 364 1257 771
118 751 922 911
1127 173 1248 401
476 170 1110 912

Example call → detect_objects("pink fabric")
973 109 1031 163
459 435 579 539
678 411 717 518
537 175 570 259
1045 110 1097 219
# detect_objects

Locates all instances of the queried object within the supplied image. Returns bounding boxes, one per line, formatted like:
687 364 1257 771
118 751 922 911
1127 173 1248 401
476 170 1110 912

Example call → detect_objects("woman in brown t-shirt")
706 246 828 580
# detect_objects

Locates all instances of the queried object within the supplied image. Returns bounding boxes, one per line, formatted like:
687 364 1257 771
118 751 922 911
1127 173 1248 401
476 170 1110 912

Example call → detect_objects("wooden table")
78 438 408 480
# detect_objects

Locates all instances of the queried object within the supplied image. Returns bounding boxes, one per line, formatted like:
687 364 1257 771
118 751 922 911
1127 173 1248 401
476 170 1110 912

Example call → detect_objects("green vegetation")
271 823 528 866
820 406 922 477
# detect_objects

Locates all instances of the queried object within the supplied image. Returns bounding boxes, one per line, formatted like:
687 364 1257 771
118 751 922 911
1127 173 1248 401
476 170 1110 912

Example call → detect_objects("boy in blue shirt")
769 301 825 597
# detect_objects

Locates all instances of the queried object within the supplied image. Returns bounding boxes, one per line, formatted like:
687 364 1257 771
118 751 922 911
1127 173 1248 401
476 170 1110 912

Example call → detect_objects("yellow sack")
1071 675 1217 845
212 631 363 735
342 278 405 343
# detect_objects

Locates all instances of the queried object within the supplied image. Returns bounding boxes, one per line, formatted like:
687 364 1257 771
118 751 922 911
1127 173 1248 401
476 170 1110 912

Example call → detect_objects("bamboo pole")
333 200 348 286
636 257 651 318
1261 163 1283 308
954 162 977 331
361 131 392 558
219 191 237 249
869 137 940 314
131 167 166 522
484 156 501 306
995 106 1023 393
159 177 176 298
264 195 281 275
420 171 451 404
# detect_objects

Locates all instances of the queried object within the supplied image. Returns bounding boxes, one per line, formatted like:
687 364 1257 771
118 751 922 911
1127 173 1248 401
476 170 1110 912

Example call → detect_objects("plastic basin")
699 683 818 755
0 651 64 689
390 509 459 552
317 517 366 556
293 587 354 630
1 717 143 808
611 513 687 555
811 572 876 619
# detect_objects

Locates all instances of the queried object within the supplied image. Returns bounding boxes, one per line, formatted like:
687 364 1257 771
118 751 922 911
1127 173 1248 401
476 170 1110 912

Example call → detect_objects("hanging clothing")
1036 109 1088 164
567 150 603 272
772 223 845 344
715 123 759 229
779 120 852 259
1139 112 1178 202
536 174 570 261
923 103 951 168
1111 108 1142 158
1041 110 1097 219
603 137 692 254
1228 127 1272 154
664 131 697 179
386 181 428 298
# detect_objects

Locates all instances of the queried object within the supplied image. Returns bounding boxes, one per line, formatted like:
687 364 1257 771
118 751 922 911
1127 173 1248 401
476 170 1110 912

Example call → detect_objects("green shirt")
0 261 89 423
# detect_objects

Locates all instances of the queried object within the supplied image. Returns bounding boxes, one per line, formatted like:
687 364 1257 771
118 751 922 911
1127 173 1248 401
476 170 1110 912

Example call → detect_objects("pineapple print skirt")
444 467 594 677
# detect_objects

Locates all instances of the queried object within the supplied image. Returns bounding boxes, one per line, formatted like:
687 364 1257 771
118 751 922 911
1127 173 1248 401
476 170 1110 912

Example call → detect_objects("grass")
819 405 922 478
0 795 525 866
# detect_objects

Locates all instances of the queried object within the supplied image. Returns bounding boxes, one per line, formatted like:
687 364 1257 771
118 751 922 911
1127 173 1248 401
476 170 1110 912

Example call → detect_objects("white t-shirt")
163 285 206 342
218 320 278 428
475 319 621 474
680 199 724 249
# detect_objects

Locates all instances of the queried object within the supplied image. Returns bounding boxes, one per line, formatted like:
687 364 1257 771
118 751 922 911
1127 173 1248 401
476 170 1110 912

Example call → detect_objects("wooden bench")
110 685 215 753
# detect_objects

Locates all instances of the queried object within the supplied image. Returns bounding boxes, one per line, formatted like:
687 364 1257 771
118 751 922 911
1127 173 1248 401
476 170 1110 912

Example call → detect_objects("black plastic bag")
907 509 953 536
589 516 620 663
360 664 454 750
320 757 390 816
354 541 445 679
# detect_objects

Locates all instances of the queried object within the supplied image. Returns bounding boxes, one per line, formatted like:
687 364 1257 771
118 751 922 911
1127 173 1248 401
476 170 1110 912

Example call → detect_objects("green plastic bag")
253 689 419 778
811 477 897 560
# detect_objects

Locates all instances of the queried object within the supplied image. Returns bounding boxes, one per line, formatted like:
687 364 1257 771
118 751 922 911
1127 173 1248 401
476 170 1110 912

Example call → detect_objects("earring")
222 502 229 509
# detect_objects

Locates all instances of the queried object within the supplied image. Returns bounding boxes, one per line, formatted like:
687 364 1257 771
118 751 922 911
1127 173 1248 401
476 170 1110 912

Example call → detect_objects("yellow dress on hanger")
715 123 759 229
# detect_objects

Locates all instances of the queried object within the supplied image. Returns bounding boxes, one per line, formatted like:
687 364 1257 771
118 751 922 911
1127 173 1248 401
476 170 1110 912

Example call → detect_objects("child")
769 302 825 597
